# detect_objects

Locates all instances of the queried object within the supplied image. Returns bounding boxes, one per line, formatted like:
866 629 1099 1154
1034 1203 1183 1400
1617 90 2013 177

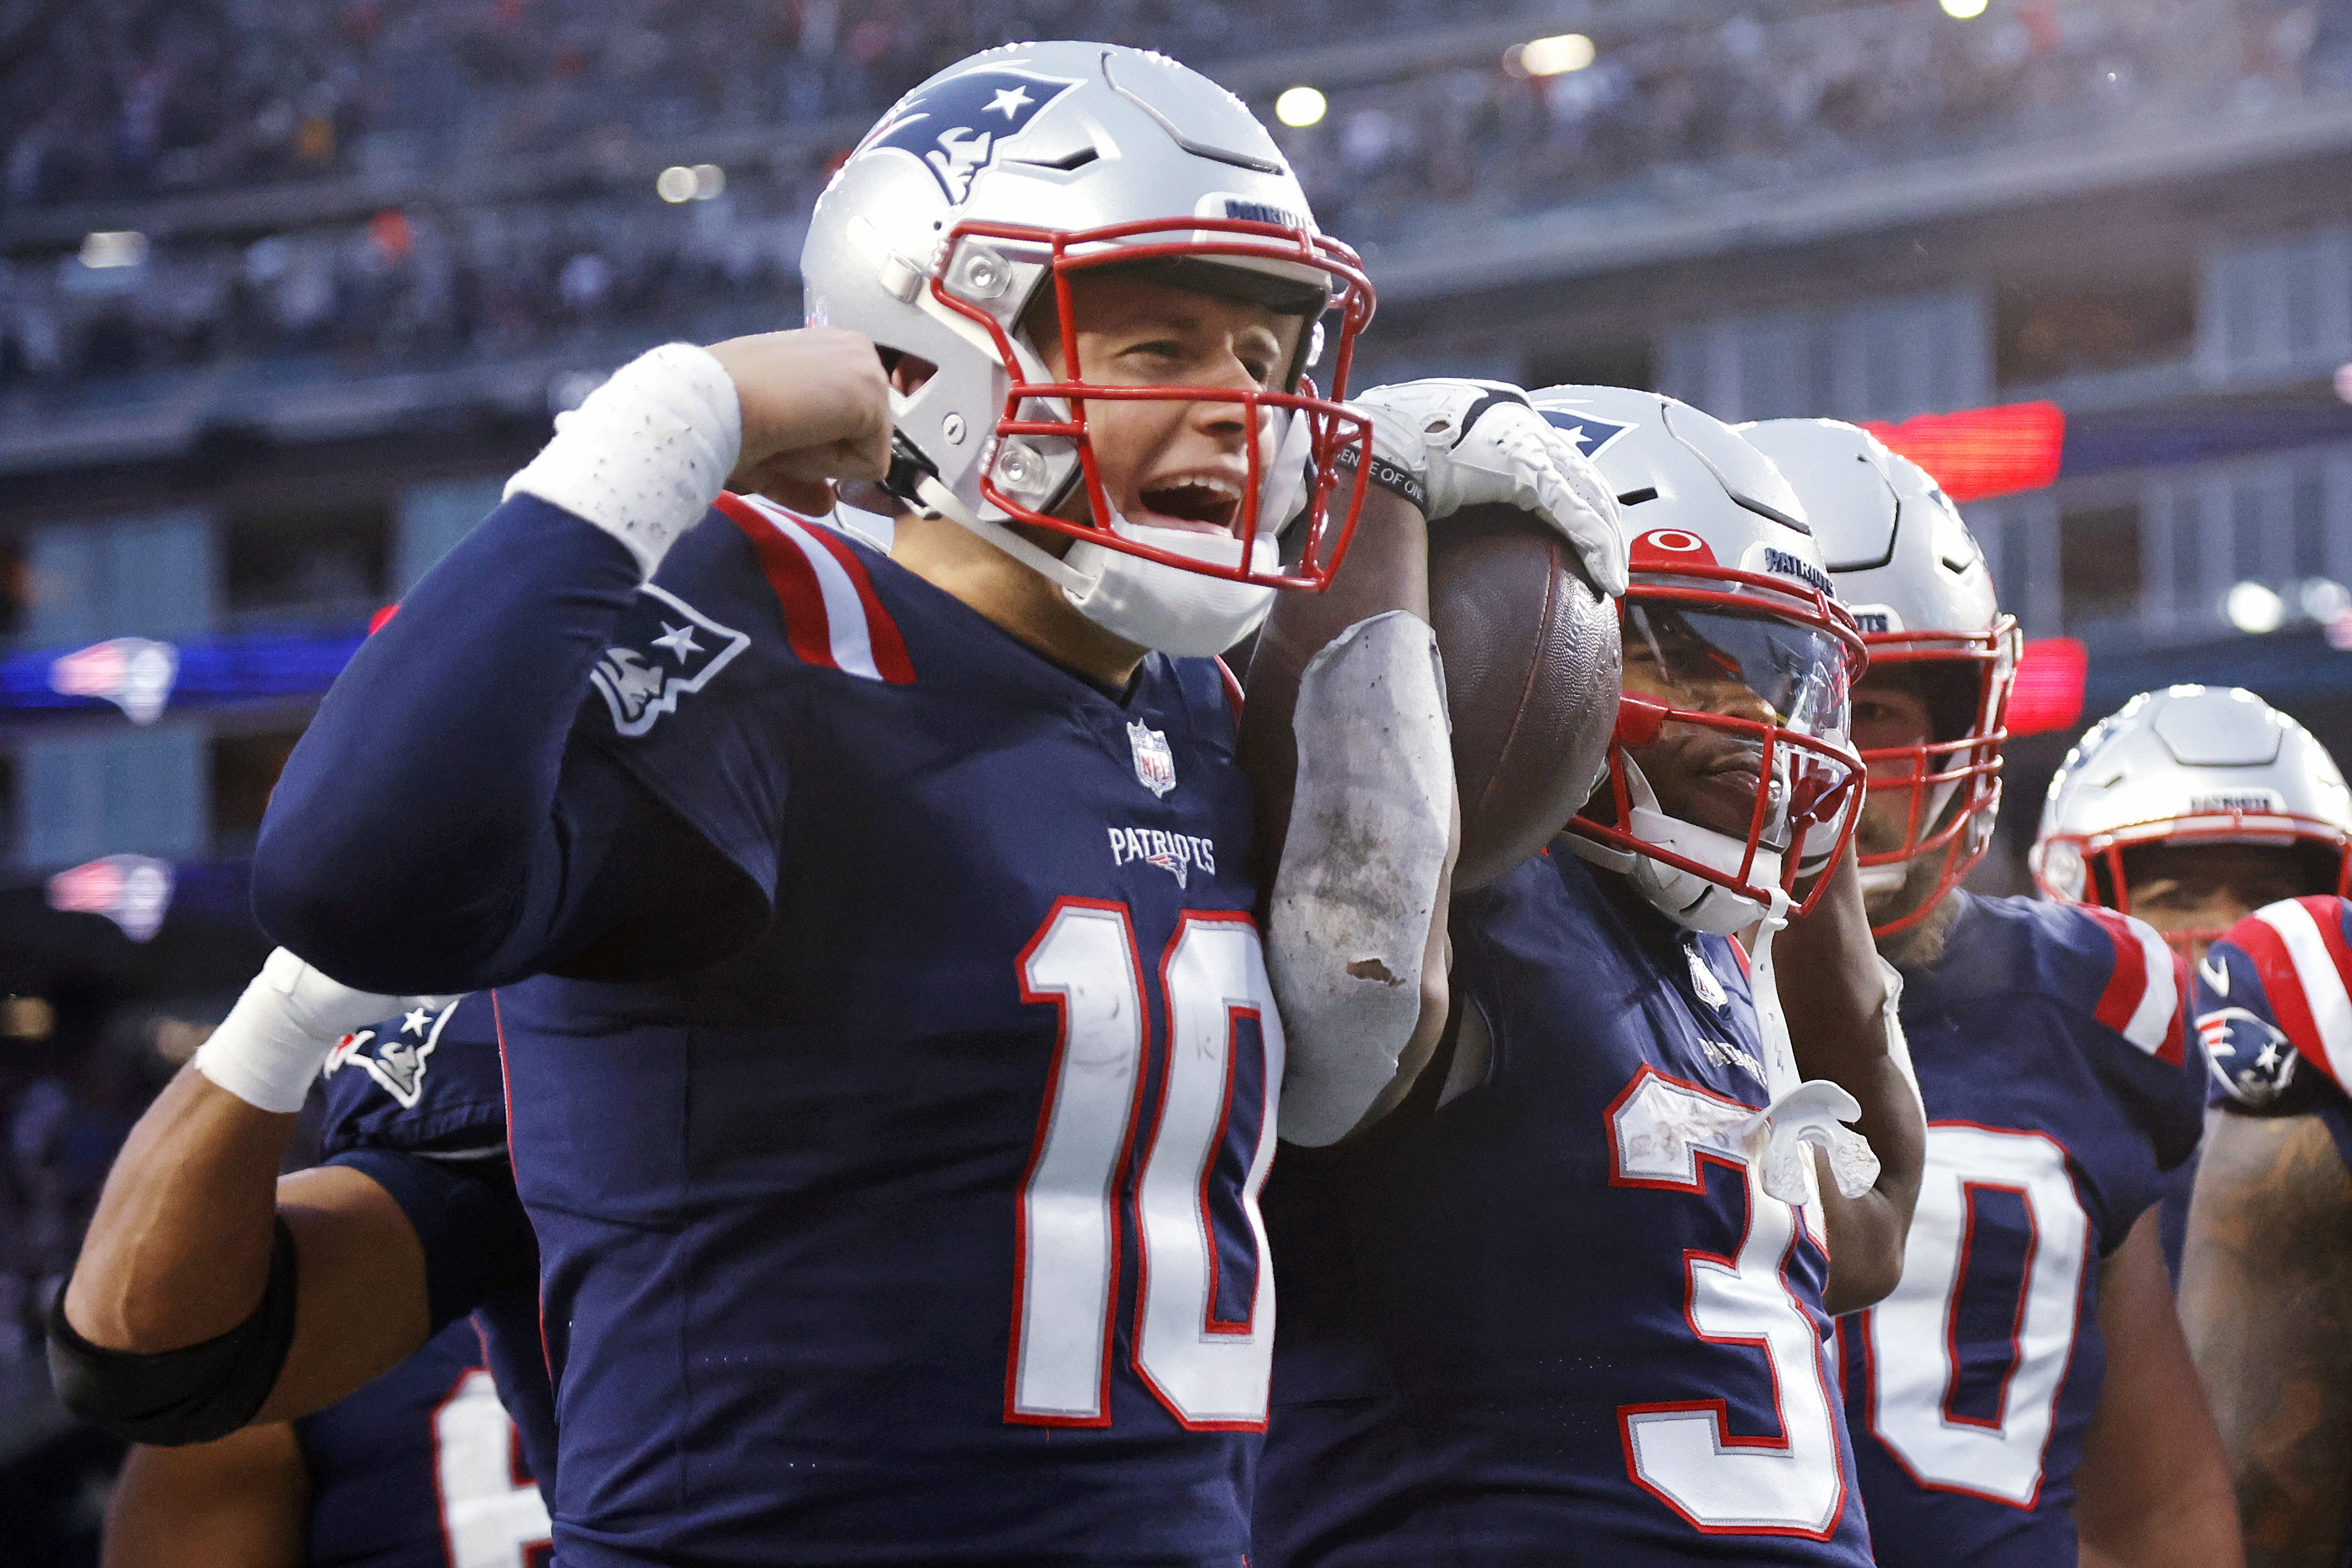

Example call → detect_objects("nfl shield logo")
1128 722 1177 798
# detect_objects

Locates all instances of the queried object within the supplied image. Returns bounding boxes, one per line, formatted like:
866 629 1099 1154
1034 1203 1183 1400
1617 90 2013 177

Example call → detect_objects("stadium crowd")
2 0 2346 390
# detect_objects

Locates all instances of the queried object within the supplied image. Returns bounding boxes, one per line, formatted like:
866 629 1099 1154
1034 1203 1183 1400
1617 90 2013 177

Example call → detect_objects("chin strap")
908 472 1098 598
1738 886 1884 1205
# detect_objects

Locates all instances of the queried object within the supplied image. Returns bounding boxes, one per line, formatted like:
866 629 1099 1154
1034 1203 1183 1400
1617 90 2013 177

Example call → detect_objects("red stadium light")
2007 637 2087 736
1859 400 2065 503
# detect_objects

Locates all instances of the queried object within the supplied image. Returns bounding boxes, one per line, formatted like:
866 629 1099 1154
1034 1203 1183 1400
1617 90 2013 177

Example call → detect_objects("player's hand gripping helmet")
1741 419 2018 936
801 43 1377 656
2033 686 2352 953
1539 389 1868 934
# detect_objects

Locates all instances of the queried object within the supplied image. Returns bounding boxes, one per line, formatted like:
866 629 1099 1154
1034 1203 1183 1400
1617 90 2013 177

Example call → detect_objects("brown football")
1428 502 1622 892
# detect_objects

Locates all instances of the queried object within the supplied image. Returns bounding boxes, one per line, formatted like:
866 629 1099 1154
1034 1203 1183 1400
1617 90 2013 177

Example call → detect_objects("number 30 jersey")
1252 843 1873 1566
1838 891 2202 1567
494 497 1282 1567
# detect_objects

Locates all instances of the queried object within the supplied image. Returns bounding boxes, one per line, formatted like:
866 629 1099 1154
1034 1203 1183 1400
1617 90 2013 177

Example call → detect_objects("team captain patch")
591 584 751 737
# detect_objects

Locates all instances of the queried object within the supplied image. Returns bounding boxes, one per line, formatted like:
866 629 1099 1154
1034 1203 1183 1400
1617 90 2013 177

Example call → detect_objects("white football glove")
1348 378 1628 597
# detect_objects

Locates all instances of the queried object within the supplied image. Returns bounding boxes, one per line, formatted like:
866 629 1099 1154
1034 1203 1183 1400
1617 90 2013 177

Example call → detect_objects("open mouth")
1135 475 1244 535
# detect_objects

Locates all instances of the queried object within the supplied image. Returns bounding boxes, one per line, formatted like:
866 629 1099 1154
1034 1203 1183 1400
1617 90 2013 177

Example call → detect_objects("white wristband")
506 342 743 579
192 949 407 1114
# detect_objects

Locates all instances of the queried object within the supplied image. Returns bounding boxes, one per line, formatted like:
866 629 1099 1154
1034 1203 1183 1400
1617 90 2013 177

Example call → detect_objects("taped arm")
2181 1108 2352 1568
1242 486 1459 1146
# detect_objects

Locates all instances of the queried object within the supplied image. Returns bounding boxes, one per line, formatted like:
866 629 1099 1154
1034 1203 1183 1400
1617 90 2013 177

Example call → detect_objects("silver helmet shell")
2033 686 2352 944
1538 388 1867 934
1741 418 2018 935
801 42 1377 655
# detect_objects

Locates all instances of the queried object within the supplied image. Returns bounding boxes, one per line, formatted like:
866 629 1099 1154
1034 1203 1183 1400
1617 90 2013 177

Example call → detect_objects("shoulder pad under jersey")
2028 899 2190 1067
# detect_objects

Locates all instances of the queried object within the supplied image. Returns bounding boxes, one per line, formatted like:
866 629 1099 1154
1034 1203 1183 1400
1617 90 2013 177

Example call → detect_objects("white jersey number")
1007 900 1285 1430
1864 1123 2088 1507
433 1367 553 1568
1610 1067 1848 1537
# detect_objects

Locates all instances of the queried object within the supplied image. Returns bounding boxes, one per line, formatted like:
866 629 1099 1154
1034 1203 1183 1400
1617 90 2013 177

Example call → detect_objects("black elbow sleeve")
47 1217 301 1447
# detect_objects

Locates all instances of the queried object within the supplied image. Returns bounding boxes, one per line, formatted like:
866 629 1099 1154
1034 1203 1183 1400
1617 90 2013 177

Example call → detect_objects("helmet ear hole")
879 348 939 396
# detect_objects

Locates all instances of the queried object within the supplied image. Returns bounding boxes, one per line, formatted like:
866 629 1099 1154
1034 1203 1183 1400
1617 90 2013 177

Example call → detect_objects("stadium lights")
79 231 147 269
2007 637 2088 736
2225 580 2287 635
656 164 726 203
1504 33 1597 78
1858 400 2066 503
1939 0 1989 17
1275 87 1327 128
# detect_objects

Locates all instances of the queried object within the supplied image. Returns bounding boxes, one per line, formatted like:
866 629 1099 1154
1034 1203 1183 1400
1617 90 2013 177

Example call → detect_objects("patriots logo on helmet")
1540 408 1637 463
2199 1006 2300 1106
858 66 1083 204
590 584 751 738
328 1002 457 1110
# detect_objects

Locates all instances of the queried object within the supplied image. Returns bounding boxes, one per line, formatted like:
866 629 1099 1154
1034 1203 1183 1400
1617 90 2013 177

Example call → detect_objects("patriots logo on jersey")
1108 825 1218 888
2199 1006 2300 1105
1539 408 1637 463
858 67 1083 204
327 1002 457 1109
590 584 751 738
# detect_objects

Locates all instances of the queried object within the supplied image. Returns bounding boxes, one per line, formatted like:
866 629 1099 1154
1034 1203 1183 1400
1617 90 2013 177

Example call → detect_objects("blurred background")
2 0 2351 1556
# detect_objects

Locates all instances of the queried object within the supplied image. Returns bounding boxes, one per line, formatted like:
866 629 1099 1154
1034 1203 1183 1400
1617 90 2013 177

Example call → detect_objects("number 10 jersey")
494 499 1282 1567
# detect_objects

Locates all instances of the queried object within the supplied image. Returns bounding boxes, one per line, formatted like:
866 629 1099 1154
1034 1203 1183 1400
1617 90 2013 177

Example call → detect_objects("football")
1428 502 1623 892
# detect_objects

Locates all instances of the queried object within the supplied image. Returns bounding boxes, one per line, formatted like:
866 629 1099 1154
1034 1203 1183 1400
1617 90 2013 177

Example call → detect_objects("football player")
247 43 1622 1566
2032 686 2352 964
51 975 553 1502
102 1320 548 1568
1746 419 2239 1568
1252 389 1923 1566
2182 874 2352 1568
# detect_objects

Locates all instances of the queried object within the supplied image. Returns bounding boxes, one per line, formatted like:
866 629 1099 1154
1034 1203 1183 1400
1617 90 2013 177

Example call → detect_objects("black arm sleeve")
252 494 759 991
46 1218 299 1447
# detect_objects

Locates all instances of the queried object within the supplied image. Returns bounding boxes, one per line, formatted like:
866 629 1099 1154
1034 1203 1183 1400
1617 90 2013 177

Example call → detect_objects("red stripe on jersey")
714 493 841 674
2230 915 2332 1085
1215 657 1245 723
790 512 916 684
2159 950 2190 1068
2082 906 2150 1038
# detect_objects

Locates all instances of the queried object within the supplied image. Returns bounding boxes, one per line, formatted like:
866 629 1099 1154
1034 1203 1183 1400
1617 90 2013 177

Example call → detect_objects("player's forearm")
2181 1113 2352 1567
1244 489 1459 1141
2077 1210 2246 1567
1777 852 1923 1311
66 1067 291 1352
1239 486 1432 872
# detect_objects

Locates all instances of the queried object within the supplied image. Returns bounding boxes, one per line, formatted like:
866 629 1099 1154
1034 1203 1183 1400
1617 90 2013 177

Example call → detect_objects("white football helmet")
2033 686 2352 951
1538 389 1867 934
1741 419 2018 936
801 42 1377 655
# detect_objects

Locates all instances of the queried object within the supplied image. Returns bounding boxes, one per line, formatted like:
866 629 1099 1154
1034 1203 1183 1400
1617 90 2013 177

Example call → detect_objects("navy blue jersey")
294 1319 552 1568
2197 895 2352 1172
1253 844 1871 1566
317 996 554 1491
488 495 1281 1566
1838 891 2202 1568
